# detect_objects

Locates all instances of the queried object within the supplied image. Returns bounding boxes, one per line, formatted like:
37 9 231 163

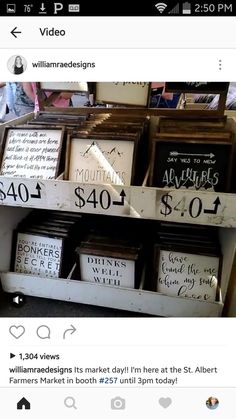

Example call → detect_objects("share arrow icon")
10 353 16 359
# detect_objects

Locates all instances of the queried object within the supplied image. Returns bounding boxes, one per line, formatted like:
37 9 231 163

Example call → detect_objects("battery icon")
182 2 191 14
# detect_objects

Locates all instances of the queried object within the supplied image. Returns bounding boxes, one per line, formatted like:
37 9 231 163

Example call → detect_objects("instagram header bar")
0 49 236 81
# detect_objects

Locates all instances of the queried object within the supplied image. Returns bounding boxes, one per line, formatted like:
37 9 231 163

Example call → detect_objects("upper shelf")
0 177 235 228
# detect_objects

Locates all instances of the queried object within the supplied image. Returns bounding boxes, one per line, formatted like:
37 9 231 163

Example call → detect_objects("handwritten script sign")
14 233 63 278
40 82 88 92
0 128 63 179
157 250 220 302
68 137 135 185
96 82 150 106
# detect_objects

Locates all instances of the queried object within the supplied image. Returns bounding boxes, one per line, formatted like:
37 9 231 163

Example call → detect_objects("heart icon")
159 397 172 409
9 325 25 339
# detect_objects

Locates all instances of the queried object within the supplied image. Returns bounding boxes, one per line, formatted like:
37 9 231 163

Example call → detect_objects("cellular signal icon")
169 3 180 14
155 3 168 14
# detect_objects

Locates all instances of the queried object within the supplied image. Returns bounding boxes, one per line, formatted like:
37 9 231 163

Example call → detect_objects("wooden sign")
14 232 63 278
156 248 220 302
165 82 229 94
150 134 232 192
0 127 64 179
39 82 88 92
79 254 135 288
76 235 142 289
96 82 150 106
67 135 136 185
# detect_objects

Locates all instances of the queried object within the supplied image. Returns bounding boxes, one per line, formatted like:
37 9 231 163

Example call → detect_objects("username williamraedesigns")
32 60 95 69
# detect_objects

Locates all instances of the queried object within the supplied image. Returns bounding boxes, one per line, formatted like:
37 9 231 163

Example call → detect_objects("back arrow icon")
11 27 22 38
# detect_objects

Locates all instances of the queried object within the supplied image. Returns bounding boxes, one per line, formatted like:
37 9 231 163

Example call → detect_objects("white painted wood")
0 198 234 316
0 179 236 227
0 273 223 317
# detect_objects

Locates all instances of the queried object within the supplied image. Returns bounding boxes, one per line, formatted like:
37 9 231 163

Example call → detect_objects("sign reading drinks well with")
157 250 220 302
96 82 150 106
165 82 229 93
151 140 232 192
79 254 135 288
0 128 63 179
14 233 63 278
68 137 135 185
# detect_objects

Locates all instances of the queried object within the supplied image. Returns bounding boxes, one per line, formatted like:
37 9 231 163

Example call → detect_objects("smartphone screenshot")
0 1 235 417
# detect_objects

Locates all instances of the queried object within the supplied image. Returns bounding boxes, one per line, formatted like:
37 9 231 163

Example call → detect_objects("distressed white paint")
0 205 234 317
0 179 235 227
0 273 223 317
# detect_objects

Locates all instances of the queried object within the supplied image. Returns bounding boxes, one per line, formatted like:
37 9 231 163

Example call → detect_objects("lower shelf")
1 272 223 317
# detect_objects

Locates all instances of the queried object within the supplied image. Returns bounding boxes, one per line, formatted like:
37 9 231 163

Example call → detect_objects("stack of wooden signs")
11 211 82 278
150 223 222 303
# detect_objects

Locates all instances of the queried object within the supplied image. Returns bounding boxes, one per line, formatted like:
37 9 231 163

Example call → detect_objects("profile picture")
7 55 27 75
206 396 219 410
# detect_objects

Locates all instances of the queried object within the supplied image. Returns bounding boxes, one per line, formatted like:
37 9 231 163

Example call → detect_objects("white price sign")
70 184 131 216
0 178 44 207
156 190 235 226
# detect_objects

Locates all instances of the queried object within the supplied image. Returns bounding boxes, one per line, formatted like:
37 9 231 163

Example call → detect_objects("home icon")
17 397 31 410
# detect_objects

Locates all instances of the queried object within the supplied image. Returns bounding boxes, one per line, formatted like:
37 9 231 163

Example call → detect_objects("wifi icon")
155 2 168 13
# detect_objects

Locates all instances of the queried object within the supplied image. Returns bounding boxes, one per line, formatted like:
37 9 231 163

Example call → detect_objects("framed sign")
39 82 88 92
11 210 82 279
66 135 137 185
149 134 233 192
96 82 151 107
75 235 142 289
155 247 221 302
13 232 63 278
0 127 64 179
165 82 229 94
79 254 135 288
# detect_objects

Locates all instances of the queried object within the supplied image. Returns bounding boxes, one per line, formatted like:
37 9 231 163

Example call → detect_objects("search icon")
64 396 77 409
